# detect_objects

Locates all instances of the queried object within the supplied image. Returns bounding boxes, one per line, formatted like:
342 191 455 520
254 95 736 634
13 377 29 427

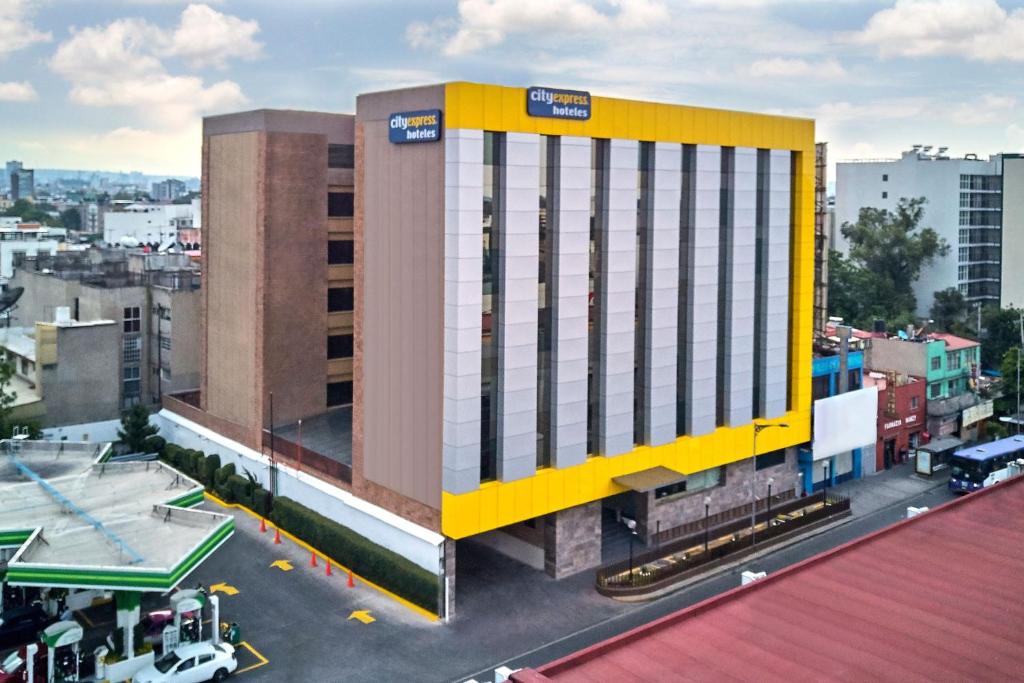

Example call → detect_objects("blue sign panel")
526 87 591 121
388 109 442 144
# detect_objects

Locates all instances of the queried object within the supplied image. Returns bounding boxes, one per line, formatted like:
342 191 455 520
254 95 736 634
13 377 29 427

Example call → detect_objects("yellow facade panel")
440 82 815 539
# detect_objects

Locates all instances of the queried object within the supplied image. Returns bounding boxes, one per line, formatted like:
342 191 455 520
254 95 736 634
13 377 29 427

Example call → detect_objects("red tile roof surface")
515 476 1024 682
928 332 979 351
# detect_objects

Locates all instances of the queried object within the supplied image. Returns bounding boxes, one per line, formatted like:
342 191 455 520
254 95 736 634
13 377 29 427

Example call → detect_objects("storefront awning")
613 466 686 492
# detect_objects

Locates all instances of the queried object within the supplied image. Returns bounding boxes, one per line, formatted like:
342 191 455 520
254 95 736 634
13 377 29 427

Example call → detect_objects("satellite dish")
0 287 24 315
119 236 140 248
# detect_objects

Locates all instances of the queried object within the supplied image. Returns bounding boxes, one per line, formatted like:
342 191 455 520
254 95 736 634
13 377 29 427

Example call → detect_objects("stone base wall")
638 448 799 543
443 539 456 622
544 500 602 579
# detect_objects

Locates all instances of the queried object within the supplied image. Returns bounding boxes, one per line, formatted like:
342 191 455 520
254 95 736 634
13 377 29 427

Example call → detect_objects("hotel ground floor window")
327 381 352 407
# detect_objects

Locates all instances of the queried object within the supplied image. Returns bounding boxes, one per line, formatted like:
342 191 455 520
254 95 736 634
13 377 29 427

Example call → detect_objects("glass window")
848 369 861 390
159 335 171 351
327 380 352 407
328 144 354 169
123 366 141 398
123 335 141 364
327 192 354 218
755 449 786 470
123 306 140 333
328 240 354 265
655 466 724 499
327 334 353 359
588 138 609 453
812 374 830 400
481 131 504 481
882 191 888 199
882 174 888 182
931 356 941 371
537 135 555 468
327 287 353 313
929 382 941 399
635 141 653 443
910 396 919 410
947 352 961 370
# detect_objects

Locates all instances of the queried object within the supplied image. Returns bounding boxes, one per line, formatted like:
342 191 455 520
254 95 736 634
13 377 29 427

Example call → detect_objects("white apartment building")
103 199 201 247
0 222 62 281
836 148 1024 314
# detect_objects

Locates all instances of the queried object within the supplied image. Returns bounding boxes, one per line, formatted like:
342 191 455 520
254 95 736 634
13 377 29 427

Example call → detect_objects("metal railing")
596 493 850 592
262 430 352 485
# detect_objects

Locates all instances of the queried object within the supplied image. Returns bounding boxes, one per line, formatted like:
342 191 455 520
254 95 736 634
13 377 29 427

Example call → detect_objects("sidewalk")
829 460 947 516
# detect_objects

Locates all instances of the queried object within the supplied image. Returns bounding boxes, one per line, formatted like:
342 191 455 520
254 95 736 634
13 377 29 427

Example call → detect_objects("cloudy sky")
0 0 1021 177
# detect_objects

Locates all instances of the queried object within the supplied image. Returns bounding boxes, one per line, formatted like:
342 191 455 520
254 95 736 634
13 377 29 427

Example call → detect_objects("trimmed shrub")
188 450 205 479
250 487 273 517
270 496 438 613
226 474 252 506
202 454 221 487
214 463 235 488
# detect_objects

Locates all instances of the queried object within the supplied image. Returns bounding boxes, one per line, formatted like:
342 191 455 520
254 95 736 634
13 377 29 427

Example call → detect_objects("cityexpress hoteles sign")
526 87 591 120
389 109 442 143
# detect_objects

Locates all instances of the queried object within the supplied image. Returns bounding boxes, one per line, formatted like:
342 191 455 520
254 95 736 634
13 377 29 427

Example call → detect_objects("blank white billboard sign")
812 386 879 461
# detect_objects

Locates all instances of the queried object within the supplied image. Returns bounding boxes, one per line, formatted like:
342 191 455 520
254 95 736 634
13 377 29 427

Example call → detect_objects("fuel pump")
169 590 206 647
40 622 83 682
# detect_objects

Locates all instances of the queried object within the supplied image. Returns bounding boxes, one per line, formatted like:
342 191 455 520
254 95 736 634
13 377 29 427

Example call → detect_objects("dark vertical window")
327 381 353 406
328 240 354 265
327 287 353 312
328 144 355 169
481 132 503 482
634 142 653 445
753 148 770 417
587 139 608 455
327 334 353 359
328 192 354 218
676 144 696 435
716 147 734 426
537 135 556 468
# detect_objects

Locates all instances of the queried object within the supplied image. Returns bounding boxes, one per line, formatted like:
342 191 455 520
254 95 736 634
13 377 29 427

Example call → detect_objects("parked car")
0 643 47 683
0 606 55 651
133 642 237 683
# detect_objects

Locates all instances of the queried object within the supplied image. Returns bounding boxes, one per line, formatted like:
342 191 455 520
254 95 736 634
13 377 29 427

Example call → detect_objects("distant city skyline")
1 0 1022 176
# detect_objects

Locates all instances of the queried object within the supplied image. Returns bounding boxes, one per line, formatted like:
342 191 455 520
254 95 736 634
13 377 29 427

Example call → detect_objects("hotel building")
183 83 814 617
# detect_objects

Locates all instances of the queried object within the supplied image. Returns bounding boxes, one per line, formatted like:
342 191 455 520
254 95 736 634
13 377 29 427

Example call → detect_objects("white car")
134 642 237 683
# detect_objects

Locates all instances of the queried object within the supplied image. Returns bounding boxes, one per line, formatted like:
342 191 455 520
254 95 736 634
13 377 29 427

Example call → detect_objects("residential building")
151 178 188 201
0 312 120 427
866 332 984 441
9 248 201 408
836 148 1024 313
179 83 814 614
863 371 926 471
0 222 61 281
103 200 201 247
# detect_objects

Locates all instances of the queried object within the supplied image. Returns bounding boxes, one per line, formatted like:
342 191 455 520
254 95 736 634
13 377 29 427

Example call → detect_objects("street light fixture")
751 422 789 547
767 477 775 518
624 518 638 581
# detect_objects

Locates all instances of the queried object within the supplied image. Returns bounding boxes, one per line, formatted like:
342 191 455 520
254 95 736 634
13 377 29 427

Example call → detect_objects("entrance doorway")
883 439 895 469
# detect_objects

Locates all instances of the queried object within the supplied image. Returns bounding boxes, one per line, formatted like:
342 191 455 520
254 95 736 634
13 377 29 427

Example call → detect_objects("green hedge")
270 496 438 614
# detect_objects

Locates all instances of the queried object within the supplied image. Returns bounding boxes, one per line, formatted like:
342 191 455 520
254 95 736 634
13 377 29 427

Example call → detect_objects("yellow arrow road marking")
270 559 293 571
348 610 375 624
210 582 239 596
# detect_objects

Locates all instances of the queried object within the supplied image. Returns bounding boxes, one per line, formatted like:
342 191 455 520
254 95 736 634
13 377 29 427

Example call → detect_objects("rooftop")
0 326 36 360
517 474 1024 682
1 440 233 591
928 332 979 351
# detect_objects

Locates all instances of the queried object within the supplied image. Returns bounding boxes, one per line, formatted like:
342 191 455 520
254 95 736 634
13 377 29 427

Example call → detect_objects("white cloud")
349 67 444 90
162 3 262 68
0 0 52 57
950 95 1016 125
853 0 1024 62
0 81 38 102
49 4 255 127
748 57 845 79
408 0 670 56
1008 124 1024 149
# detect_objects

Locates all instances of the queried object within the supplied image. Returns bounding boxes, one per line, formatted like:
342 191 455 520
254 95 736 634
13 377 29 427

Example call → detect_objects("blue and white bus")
949 436 1024 493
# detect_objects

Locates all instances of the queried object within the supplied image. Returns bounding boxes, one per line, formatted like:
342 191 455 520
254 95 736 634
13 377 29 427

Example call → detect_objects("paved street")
177 464 954 682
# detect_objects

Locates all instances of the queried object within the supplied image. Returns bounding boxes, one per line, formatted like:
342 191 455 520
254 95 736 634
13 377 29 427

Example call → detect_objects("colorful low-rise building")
863 371 926 471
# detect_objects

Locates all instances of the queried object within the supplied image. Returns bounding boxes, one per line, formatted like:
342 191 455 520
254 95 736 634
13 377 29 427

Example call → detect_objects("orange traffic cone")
259 518 266 533
325 560 333 577
310 551 318 568
273 528 281 544
347 570 355 588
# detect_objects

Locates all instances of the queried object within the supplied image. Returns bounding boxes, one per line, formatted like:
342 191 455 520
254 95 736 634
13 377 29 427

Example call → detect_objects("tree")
930 287 969 335
1 198 60 226
981 306 1023 370
117 404 160 453
997 347 1023 417
0 359 17 433
60 208 81 230
833 197 948 324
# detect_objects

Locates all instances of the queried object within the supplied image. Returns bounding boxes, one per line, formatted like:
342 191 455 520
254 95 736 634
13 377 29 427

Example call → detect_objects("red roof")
515 476 1024 682
928 332 979 351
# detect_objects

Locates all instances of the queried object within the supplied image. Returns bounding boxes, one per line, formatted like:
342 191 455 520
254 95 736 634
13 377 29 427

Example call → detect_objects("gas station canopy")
0 440 233 592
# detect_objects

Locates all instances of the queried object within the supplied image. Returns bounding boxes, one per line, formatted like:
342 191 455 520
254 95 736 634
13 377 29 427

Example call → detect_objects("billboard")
812 386 879 461
962 399 994 427
526 87 591 120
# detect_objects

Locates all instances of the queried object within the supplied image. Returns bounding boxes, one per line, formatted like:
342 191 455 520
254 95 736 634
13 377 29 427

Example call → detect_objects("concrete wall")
37 322 121 426
9 270 79 327
866 337 927 378
356 86 446 513
1002 158 1024 308
152 286 201 394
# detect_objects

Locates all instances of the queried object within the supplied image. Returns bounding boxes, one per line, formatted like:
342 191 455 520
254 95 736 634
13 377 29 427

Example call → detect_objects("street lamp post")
767 477 774 518
624 518 638 581
823 461 830 499
751 422 789 546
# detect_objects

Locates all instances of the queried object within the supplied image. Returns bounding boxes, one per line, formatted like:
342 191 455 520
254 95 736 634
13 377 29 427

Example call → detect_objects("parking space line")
235 640 269 675
204 492 439 622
